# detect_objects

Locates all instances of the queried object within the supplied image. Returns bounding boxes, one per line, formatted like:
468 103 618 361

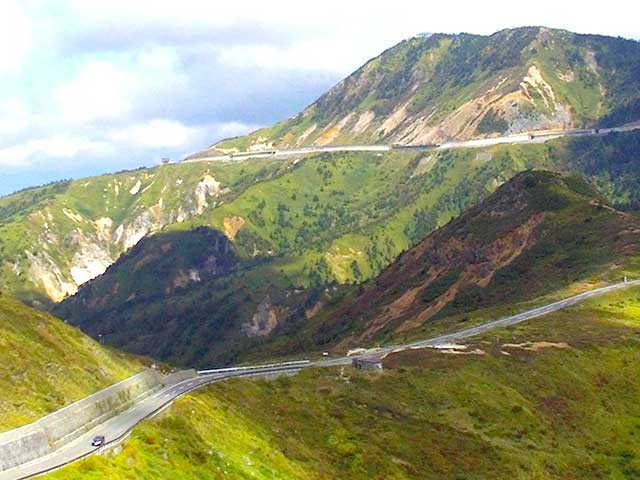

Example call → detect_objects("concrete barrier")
0 430 50 471
0 369 172 471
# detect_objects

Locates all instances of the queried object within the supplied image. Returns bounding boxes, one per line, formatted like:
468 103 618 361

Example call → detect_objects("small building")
352 356 383 371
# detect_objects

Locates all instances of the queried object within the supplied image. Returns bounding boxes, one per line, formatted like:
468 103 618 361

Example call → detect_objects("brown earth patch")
502 341 570 352
223 216 245 240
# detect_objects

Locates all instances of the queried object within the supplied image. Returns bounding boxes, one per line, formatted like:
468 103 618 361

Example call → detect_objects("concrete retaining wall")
42 369 165 448
0 430 50 471
0 369 169 471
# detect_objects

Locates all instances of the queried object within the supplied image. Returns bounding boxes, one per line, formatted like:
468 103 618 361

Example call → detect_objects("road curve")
0 365 309 480
310 280 640 367
2 280 639 479
183 123 640 163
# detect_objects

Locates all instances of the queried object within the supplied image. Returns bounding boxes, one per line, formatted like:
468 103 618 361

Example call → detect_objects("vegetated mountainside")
0 294 142 431
298 170 640 351
54 223 342 367
48 286 640 479
0 159 288 306
57 164 640 368
212 27 640 153
61 227 239 315
52 131 640 367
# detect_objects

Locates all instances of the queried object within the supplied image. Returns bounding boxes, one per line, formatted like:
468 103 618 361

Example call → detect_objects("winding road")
183 123 640 163
1 279 639 479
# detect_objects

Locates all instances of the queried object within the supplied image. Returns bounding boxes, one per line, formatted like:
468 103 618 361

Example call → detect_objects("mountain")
211 27 640 152
0 294 142 431
0 159 288 305
2 27 640 313
56 168 640 367
48 284 640 479
1 26 640 368
283 170 640 352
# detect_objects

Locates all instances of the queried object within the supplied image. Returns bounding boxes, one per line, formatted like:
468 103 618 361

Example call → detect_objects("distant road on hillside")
2 279 639 479
183 123 640 163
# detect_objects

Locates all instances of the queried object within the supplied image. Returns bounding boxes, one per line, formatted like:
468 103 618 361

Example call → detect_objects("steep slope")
2 129 640 313
0 295 142 431
54 224 334 367
0 159 288 305
48 285 640 479
212 27 640 152
298 171 640 351
59 227 238 314
57 167 640 367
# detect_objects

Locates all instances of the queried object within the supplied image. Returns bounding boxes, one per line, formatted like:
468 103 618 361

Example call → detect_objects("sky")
0 0 638 196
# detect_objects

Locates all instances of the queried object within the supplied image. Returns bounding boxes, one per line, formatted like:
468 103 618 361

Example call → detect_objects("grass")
0 295 142 431
48 286 640 479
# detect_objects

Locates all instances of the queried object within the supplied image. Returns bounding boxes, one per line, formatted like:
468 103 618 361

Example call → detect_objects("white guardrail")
197 360 311 375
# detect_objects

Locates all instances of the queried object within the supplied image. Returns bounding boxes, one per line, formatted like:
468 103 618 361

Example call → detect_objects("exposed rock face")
242 296 287 337
69 244 114 286
17 172 232 303
129 180 142 195
26 251 76 303
195 175 222 214
223 216 245 240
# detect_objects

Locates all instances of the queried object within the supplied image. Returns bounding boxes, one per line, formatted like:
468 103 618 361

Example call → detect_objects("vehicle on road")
91 435 105 447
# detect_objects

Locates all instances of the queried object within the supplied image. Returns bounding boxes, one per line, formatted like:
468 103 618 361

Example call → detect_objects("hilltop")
212 27 640 152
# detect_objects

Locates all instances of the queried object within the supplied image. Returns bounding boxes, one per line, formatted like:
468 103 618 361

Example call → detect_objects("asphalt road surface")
183 123 640 163
2 280 639 479
0 366 308 480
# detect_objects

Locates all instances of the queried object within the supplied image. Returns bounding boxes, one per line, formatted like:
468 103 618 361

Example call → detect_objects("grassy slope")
0 159 287 304
0 295 142 431
48 286 640 479
242 170 640 359
188 130 640 288
2 130 639 308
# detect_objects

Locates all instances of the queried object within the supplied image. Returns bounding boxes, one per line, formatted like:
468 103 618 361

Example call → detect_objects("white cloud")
3 0 639 195
0 2 31 73
54 61 132 123
0 137 108 167
109 119 194 148
0 99 31 137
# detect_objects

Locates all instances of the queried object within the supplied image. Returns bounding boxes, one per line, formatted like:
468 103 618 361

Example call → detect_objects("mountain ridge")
55 170 640 366
212 26 640 152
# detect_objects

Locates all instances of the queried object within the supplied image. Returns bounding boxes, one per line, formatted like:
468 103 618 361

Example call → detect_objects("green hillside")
56 159 640 367
296 170 640 351
0 159 287 306
0 295 142 431
47 285 640 479
212 27 640 152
